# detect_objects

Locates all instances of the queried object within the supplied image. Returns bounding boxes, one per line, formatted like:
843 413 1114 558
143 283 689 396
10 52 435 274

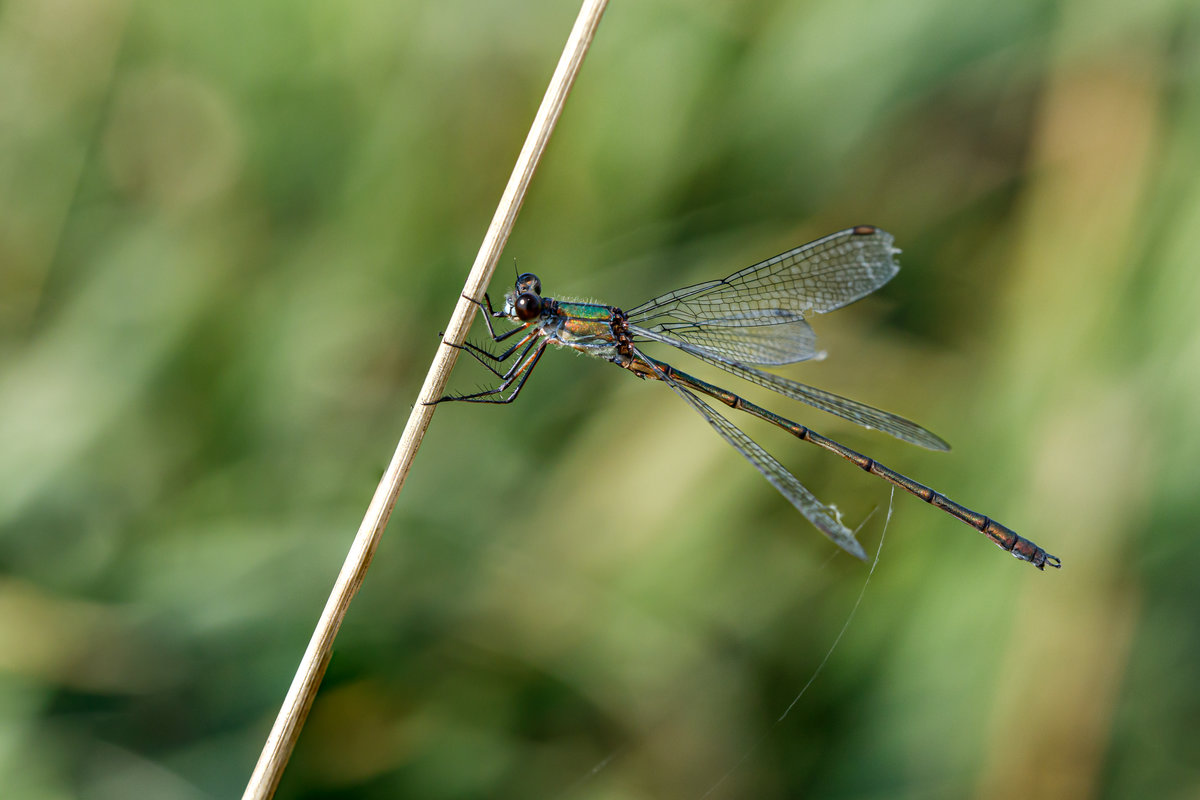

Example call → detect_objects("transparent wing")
638 314 821 366
629 324 950 451
632 346 866 560
625 226 899 365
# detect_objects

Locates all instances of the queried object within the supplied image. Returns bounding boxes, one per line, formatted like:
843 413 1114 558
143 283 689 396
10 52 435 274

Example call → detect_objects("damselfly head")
515 273 541 296
505 273 544 321
512 291 543 321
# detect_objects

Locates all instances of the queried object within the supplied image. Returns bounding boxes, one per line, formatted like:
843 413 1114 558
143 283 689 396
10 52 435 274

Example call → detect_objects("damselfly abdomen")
433 226 1060 571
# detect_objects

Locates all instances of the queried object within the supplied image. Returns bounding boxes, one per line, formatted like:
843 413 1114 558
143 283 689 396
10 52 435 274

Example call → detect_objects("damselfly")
432 226 1060 570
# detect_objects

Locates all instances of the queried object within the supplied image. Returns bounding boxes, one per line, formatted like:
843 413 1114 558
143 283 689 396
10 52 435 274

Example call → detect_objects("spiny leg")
445 332 541 379
455 327 541 366
428 340 548 405
462 293 527 342
442 341 547 405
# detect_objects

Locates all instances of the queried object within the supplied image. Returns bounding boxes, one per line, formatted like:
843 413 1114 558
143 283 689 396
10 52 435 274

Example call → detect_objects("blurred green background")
2 0 1199 797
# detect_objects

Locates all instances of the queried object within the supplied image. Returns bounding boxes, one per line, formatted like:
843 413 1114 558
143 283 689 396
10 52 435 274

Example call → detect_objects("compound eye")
516 272 541 295
514 292 542 321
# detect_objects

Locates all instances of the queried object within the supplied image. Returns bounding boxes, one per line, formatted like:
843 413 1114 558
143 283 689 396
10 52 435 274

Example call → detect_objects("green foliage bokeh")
2 1 1199 798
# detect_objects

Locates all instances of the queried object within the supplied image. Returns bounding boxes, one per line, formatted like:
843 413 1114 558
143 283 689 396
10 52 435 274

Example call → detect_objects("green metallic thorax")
541 300 620 358
551 300 612 320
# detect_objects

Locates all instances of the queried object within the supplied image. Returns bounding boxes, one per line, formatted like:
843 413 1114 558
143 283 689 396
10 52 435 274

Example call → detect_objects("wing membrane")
633 347 866 560
625 227 899 366
643 314 820 366
629 324 950 451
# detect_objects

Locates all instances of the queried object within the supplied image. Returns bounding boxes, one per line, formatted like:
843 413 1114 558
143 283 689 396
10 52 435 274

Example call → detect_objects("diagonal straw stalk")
241 2 610 797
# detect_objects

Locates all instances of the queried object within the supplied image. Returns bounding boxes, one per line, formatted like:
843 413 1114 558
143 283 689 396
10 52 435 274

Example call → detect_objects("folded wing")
625 226 900 366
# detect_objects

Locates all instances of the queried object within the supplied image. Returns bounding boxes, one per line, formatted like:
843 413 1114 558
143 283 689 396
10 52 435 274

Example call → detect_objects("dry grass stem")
240 2 610 797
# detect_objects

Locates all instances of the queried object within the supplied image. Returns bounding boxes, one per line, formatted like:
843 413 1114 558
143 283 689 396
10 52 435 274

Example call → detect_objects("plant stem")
240 2 609 797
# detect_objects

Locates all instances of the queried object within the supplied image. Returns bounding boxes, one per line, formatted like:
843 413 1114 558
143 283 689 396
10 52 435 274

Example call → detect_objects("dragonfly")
431 226 1060 570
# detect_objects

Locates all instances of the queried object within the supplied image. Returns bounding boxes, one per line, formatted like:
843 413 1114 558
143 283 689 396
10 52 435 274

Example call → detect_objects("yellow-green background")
2 1 1197 798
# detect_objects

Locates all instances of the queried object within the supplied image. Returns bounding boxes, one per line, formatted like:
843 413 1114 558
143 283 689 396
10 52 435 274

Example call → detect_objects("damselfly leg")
448 329 542 373
430 339 548 405
431 226 1060 570
463 293 527 343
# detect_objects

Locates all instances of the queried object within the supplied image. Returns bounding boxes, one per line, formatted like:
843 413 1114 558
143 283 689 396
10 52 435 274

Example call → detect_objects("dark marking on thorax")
610 307 633 360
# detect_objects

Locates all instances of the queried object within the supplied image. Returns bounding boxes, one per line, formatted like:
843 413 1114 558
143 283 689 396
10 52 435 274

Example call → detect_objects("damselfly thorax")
433 226 1060 571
